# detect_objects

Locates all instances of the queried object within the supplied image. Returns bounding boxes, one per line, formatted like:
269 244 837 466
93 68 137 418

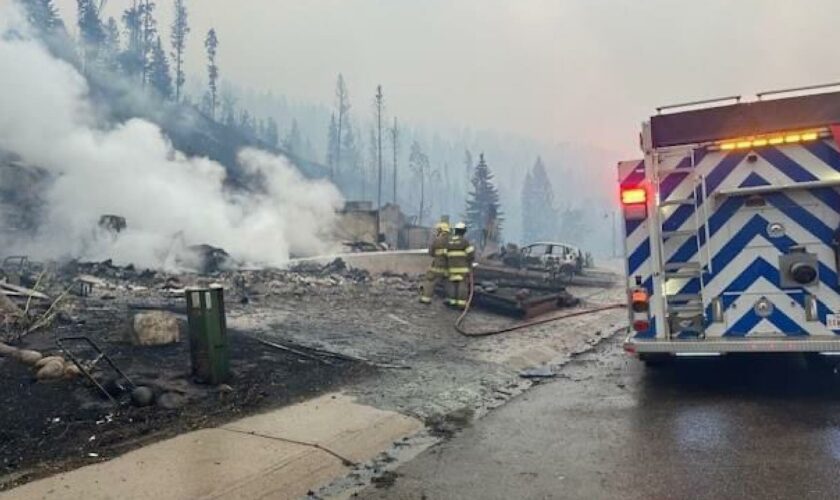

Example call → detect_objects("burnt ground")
0 300 373 491
0 259 624 496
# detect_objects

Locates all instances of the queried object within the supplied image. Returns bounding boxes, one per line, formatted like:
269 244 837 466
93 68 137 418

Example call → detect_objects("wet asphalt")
358 335 840 500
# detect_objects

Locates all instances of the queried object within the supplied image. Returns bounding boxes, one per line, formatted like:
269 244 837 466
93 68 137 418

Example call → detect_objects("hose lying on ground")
454 272 626 337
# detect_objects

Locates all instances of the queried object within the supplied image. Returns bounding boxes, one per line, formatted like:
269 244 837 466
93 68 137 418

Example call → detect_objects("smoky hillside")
2 0 623 270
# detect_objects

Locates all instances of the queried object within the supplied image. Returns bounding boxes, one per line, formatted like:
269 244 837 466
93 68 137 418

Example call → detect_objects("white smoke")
0 8 343 269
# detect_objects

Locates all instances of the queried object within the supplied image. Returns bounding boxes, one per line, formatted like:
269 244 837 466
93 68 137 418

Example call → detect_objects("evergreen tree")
204 28 219 118
341 120 360 191
170 0 190 101
409 141 431 225
283 119 303 156
264 117 279 149
325 113 339 168
465 153 504 243
148 36 173 98
390 117 399 204
20 0 64 33
220 88 237 127
77 0 106 67
120 2 145 79
103 17 121 69
238 109 255 137
521 156 557 243
139 0 158 85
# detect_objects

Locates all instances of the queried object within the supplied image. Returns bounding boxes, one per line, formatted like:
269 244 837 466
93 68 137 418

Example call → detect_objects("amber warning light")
621 186 647 220
621 187 646 205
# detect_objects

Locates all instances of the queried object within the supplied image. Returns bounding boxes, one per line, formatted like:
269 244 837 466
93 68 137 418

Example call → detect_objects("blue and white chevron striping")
620 139 840 340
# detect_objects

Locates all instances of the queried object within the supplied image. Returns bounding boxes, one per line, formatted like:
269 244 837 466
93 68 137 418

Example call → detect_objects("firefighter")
419 222 450 304
445 222 475 308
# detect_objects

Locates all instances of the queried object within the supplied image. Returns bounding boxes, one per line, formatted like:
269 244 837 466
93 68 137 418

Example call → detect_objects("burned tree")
204 28 219 119
333 74 351 180
170 0 190 102
409 141 432 225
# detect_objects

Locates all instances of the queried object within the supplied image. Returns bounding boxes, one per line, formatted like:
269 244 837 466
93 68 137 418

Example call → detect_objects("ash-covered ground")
0 258 624 492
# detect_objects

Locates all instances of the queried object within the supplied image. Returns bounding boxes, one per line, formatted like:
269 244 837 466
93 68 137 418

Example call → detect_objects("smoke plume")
0 8 343 269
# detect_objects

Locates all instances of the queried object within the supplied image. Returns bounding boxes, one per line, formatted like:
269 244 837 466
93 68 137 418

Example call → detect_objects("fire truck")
619 83 840 364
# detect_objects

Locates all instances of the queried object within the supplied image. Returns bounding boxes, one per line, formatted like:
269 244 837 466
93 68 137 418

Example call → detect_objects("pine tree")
170 0 190 101
521 169 536 242
120 2 144 79
341 120 360 187
390 117 399 204
326 113 339 168
77 0 106 67
409 141 431 225
21 0 64 33
520 156 557 243
139 0 158 85
204 28 219 119
103 17 121 69
239 109 255 137
220 88 236 127
283 119 303 155
148 36 173 98
264 117 279 149
465 153 503 243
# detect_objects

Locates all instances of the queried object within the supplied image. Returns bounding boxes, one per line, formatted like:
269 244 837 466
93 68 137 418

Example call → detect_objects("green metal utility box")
185 286 230 384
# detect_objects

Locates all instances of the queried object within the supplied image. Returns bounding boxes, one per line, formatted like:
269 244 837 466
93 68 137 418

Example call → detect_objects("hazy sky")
35 0 840 156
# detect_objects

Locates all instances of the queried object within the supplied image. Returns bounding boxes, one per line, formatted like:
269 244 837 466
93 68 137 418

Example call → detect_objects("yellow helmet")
436 222 451 233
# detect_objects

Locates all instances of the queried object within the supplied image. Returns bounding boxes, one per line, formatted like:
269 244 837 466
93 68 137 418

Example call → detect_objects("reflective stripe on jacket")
429 233 450 272
446 235 474 275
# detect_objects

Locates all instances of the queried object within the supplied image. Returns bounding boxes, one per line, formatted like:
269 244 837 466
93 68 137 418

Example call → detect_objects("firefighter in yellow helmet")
419 222 451 304
445 222 475 308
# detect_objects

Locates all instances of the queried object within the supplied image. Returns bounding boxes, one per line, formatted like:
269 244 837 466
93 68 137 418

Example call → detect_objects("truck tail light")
631 289 649 312
633 319 650 332
621 186 648 221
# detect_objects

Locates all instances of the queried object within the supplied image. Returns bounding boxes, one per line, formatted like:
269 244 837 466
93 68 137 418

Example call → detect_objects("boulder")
63 363 83 379
0 342 17 356
35 356 65 369
36 360 65 381
15 349 43 366
129 311 181 346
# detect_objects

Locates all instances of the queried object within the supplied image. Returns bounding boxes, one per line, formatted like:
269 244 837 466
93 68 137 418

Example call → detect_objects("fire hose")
454 270 627 337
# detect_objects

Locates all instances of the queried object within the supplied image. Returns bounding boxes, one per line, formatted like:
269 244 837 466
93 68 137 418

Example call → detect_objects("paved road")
359 336 840 500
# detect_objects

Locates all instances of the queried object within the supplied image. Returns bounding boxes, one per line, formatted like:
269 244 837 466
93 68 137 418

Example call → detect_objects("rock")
130 386 155 407
35 356 65 369
64 363 83 379
36 360 65 381
15 349 43 366
157 392 185 409
519 365 556 379
129 311 181 346
216 383 234 394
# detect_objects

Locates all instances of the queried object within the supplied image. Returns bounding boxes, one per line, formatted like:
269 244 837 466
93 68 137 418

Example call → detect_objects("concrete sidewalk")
2 393 421 500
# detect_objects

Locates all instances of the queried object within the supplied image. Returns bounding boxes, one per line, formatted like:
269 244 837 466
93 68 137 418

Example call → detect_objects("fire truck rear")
619 83 840 364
